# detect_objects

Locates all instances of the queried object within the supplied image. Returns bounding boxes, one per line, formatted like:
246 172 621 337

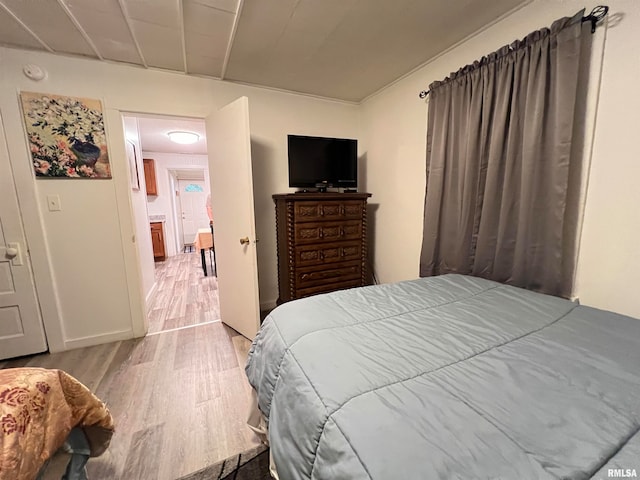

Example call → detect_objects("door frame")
118 111 223 339
169 168 208 255
168 170 182 255
0 104 66 352
0 111 49 358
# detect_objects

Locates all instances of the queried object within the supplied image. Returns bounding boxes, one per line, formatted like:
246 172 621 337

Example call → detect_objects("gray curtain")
419 10 587 298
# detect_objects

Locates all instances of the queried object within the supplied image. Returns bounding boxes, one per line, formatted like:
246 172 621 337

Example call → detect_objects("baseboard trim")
145 282 158 308
63 329 133 351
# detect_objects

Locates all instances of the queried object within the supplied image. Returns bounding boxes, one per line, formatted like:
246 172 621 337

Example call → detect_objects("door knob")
3 243 23 265
239 237 250 245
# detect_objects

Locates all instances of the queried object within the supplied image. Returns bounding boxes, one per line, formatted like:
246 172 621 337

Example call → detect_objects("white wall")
239 93 361 307
0 45 359 350
574 0 640 318
360 0 640 319
123 116 155 305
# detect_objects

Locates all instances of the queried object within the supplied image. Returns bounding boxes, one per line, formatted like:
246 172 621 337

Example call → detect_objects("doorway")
171 172 209 251
122 96 261 341
122 113 218 335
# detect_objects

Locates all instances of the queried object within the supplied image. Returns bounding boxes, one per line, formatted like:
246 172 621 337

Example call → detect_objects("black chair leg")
200 248 208 276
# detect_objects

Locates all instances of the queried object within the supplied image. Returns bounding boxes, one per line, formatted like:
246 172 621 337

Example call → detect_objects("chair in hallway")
209 221 216 275
193 224 216 277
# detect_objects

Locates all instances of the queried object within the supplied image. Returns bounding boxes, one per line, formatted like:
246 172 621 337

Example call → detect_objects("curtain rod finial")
584 5 609 33
419 90 430 99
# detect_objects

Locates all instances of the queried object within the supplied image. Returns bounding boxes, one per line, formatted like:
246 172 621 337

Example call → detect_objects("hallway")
148 252 218 334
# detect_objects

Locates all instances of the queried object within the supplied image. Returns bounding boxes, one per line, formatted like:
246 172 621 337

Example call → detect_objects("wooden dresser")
273 192 371 303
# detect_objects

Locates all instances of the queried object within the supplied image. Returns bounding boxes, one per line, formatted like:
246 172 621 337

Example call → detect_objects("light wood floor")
0 253 260 479
148 250 219 334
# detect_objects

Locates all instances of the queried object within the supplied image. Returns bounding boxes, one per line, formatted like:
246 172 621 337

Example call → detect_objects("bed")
245 274 640 480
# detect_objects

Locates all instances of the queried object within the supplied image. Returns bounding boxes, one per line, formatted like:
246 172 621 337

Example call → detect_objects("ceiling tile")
183 1 235 38
182 0 234 76
63 0 121 16
2 0 95 56
123 0 180 28
186 52 223 77
190 0 239 14
0 8 45 50
185 29 230 59
63 0 144 64
130 20 184 71
222 0 297 74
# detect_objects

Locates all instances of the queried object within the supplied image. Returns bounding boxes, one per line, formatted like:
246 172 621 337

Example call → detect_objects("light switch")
47 194 61 211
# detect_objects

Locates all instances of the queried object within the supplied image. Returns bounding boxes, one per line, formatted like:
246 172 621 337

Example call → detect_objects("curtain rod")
418 5 609 99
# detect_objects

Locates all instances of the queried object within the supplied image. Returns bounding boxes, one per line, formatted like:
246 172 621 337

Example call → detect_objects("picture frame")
20 92 111 178
126 139 140 190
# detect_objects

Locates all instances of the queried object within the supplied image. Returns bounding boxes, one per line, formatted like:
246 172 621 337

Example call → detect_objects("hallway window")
184 183 204 192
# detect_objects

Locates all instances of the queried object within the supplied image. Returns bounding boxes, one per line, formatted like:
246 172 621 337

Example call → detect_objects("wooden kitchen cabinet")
150 221 166 261
143 158 158 196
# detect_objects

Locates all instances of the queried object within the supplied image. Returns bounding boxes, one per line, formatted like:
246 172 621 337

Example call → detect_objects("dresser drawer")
294 241 361 267
295 261 361 289
294 200 364 222
294 220 362 244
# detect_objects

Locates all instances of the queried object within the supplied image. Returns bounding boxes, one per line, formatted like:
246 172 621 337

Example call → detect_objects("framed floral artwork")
126 139 140 190
20 92 111 178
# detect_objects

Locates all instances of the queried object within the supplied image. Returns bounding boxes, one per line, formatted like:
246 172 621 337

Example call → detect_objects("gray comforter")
245 275 640 479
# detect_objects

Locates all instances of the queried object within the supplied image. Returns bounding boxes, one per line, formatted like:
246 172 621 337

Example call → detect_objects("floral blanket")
0 368 114 480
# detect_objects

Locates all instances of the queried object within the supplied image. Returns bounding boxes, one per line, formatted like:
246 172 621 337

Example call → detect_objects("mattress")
245 274 640 480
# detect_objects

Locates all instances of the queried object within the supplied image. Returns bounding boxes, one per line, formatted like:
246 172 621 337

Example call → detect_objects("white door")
206 97 260 340
0 115 48 360
178 179 209 245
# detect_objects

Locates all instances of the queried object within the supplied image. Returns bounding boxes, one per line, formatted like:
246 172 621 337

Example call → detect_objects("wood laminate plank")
148 253 218 334
121 424 166 479
128 335 160 366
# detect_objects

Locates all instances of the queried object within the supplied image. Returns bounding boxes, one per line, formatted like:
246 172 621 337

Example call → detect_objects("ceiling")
0 0 529 102
132 115 207 154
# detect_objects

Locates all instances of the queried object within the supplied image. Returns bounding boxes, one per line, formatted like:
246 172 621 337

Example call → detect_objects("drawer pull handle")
301 267 357 282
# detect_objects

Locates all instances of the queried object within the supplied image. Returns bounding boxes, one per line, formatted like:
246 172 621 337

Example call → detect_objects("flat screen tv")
288 135 357 189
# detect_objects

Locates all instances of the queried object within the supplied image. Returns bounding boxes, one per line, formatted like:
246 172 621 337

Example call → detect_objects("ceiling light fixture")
167 131 200 144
